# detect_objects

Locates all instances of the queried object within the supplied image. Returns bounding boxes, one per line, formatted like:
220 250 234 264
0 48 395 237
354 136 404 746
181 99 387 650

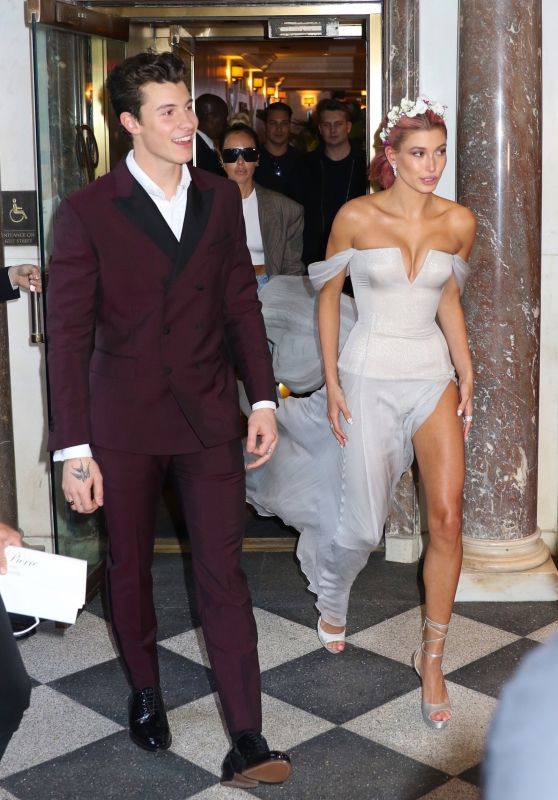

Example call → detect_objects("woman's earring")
392 162 397 177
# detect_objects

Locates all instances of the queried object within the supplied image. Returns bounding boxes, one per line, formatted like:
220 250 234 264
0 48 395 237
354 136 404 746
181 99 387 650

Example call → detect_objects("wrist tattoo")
71 460 91 483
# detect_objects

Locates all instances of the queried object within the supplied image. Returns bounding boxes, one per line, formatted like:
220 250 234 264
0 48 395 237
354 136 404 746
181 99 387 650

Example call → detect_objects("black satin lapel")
169 181 214 284
113 180 178 262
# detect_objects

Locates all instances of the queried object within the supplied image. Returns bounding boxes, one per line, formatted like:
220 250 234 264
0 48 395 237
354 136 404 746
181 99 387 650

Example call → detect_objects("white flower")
409 98 428 116
430 101 446 117
379 96 446 147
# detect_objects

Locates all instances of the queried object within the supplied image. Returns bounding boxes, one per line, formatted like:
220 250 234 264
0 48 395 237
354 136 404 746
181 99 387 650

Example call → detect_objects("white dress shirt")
54 153 274 462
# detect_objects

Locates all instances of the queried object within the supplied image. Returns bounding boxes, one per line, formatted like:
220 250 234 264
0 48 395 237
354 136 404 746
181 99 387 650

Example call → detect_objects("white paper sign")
0 546 87 624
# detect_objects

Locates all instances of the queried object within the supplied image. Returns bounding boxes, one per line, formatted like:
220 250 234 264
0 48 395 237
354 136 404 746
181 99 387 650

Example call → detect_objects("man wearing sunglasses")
46 51 291 788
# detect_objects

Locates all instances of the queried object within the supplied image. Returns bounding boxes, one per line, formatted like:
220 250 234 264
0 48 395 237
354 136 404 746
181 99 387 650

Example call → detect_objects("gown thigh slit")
246 248 469 627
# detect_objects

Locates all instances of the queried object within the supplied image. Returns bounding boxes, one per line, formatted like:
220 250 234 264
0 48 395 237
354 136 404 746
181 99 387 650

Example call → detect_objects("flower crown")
379 97 447 144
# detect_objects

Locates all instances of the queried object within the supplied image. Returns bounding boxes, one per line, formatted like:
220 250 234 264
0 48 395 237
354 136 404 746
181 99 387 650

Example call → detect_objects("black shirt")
254 146 305 204
302 144 369 267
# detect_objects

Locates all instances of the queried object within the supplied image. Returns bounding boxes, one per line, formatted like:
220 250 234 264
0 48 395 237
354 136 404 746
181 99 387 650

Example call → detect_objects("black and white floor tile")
1 544 557 800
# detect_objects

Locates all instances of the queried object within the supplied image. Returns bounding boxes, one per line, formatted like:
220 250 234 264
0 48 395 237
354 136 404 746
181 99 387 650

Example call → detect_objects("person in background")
220 123 304 290
0 523 32 762
302 98 368 268
0 263 41 298
0 262 40 761
194 93 228 176
483 634 558 799
254 102 304 203
46 52 291 788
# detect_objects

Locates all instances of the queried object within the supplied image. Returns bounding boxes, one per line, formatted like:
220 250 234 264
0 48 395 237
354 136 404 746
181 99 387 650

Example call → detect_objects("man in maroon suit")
46 52 291 788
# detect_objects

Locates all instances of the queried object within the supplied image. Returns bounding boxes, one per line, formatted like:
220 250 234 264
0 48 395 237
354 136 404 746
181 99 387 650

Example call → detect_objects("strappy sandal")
412 616 452 730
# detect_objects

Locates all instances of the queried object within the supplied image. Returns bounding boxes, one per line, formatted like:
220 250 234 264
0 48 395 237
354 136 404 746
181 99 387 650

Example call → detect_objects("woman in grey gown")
246 98 476 729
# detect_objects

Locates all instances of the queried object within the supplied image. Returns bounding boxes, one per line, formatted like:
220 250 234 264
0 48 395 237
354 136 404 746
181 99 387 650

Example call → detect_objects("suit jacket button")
163 326 171 335
164 366 172 375
195 284 205 291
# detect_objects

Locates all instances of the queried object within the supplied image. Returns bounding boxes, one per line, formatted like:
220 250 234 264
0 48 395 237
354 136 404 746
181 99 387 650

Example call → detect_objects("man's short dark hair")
195 93 228 121
263 102 293 120
106 51 187 120
316 98 351 123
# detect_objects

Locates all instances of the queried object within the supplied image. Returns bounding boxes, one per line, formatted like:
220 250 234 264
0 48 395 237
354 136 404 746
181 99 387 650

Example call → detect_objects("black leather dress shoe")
221 731 292 788
128 686 171 751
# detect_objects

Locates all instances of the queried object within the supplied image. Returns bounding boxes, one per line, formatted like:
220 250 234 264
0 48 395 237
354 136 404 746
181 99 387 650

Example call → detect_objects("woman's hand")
457 376 474 440
326 383 352 447
0 522 23 575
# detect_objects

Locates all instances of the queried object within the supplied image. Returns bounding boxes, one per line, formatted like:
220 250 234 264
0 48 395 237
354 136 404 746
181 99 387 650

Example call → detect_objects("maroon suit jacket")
46 160 276 454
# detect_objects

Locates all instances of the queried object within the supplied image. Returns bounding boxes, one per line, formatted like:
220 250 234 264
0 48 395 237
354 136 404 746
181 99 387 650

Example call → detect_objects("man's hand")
62 457 104 514
245 408 278 470
0 523 23 575
9 264 42 293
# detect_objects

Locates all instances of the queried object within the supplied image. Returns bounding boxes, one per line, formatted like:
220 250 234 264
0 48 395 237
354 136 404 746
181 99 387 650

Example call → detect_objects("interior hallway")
1 538 556 800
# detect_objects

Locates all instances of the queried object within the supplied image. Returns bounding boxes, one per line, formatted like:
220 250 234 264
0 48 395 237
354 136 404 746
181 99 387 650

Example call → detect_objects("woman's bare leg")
412 381 465 723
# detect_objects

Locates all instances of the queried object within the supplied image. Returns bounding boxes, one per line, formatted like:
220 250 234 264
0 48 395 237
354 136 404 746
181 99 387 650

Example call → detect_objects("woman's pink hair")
369 109 447 190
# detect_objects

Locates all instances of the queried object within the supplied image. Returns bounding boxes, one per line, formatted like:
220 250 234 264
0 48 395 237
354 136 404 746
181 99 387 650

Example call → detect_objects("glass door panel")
32 23 107 572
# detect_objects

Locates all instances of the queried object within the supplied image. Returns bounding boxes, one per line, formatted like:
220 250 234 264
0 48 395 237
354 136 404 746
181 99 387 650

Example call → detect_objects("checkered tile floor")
1 549 557 800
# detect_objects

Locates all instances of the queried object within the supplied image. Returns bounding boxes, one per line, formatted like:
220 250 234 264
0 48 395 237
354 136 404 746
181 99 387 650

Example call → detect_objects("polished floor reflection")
1 546 557 800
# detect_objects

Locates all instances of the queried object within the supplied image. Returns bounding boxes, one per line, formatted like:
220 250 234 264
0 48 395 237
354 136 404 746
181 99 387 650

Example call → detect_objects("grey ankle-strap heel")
412 616 451 730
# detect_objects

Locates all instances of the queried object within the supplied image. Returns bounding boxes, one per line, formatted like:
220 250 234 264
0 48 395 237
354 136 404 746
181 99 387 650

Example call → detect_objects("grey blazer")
254 183 305 277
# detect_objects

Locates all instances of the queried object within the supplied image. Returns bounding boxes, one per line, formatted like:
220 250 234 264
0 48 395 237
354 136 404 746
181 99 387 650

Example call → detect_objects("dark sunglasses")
221 147 259 163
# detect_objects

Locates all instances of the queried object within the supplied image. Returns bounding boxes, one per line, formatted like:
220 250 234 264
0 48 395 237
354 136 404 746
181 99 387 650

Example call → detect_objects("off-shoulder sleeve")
308 248 356 291
452 254 470 295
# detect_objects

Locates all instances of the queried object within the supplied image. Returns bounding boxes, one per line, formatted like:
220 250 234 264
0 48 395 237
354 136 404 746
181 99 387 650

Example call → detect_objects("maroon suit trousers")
93 439 262 735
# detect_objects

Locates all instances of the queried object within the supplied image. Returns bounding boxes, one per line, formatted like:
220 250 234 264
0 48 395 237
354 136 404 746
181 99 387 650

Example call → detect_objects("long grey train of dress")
246 248 470 628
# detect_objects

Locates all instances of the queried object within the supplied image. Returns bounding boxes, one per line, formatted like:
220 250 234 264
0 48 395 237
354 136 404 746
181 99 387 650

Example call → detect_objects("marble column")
456 1 554 598
0 196 18 529
382 0 420 108
382 0 422 561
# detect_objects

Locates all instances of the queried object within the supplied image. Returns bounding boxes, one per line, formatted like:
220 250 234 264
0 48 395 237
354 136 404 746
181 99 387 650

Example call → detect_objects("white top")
242 189 265 266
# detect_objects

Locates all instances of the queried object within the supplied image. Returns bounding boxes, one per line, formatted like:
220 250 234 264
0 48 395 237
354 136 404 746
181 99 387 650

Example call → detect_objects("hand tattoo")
71 460 91 483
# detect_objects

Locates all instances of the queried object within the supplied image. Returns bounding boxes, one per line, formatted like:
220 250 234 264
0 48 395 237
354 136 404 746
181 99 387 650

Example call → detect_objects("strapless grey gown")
246 247 470 627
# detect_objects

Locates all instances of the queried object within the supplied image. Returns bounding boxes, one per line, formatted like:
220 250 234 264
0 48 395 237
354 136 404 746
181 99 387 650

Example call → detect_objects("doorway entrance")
110 3 381 166
119 4 381 551
27 0 382 556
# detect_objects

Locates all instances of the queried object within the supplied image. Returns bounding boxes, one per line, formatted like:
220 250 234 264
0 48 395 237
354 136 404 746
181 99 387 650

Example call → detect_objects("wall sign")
1 191 38 246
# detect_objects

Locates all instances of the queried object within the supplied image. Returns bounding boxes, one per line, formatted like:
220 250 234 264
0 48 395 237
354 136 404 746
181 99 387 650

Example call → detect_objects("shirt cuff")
7 267 18 291
53 444 93 462
251 401 276 411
